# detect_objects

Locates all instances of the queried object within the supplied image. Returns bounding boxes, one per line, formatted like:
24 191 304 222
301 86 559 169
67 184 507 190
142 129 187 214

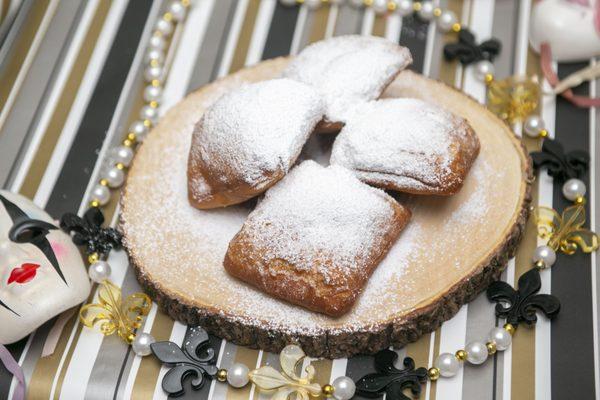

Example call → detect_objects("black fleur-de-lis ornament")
151 327 218 397
60 207 122 257
355 350 428 400
530 139 589 182
443 28 501 65
487 268 560 327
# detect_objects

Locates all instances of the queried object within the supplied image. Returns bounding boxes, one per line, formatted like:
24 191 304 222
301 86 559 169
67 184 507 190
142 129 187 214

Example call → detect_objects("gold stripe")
311 358 333 387
307 6 330 44
1 0 9 24
228 0 261 73
371 15 386 37
226 347 260 400
0 0 51 116
20 0 111 198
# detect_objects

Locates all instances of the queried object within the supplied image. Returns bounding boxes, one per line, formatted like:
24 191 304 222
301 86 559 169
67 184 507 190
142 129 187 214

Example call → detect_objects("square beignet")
282 35 412 132
187 79 325 209
223 161 411 317
330 98 480 195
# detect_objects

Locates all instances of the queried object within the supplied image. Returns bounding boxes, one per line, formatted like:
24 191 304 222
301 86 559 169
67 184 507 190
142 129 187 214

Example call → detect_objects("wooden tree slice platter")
120 58 531 358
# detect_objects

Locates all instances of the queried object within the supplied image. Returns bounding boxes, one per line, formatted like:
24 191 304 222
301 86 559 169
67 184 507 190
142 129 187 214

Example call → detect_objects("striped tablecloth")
0 0 598 399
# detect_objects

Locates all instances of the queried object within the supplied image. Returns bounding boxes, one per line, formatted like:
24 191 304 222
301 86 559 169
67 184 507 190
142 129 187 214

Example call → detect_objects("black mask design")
0 194 66 285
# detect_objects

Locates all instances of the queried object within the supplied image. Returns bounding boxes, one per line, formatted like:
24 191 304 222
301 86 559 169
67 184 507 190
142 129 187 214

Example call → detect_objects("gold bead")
504 323 516 335
88 252 99 264
413 2 422 11
149 101 159 109
451 22 461 32
100 178 109 186
363 0 373 6
163 12 173 22
151 79 161 87
127 132 137 142
433 7 442 17
484 74 494 85
387 1 396 11
534 260 547 270
322 384 335 396
123 139 133 148
181 0 190 6
126 333 135 344
150 59 160 68
539 129 548 138
116 162 125 170
89 200 100 208
143 119 152 127
455 349 467 361
575 196 586 205
428 367 440 381
486 342 497 355
217 369 228 382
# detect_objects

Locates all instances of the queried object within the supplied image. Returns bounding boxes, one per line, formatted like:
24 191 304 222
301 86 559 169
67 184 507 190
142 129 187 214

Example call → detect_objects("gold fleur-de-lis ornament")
79 279 152 344
535 204 599 255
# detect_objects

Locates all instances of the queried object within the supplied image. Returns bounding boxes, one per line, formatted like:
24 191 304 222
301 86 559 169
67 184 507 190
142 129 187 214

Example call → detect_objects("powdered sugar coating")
283 35 412 124
232 161 403 285
330 98 479 193
188 78 324 201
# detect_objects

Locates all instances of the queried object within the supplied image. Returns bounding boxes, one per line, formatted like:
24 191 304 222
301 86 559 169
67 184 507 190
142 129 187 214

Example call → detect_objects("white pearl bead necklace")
277 0 459 32
86 1 188 210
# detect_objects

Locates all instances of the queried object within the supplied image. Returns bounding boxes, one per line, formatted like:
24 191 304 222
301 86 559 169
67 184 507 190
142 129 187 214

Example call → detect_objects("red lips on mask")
8 263 41 285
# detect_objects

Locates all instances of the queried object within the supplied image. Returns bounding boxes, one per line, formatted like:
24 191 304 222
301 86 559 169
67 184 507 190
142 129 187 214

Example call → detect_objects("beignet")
330 98 480 195
187 79 325 209
223 161 411 317
282 35 412 133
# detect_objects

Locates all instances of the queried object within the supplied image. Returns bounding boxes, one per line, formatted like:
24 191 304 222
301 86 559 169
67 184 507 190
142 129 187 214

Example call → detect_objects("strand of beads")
280 0 461 33
80 0 189 358
88 0 189 210
428 323 514 380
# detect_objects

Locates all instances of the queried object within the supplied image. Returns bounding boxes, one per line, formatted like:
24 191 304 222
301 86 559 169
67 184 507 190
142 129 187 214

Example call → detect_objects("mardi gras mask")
530 0 600 62
0 191 90 344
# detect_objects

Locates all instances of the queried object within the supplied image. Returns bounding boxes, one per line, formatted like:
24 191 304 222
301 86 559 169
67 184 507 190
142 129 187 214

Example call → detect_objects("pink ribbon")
0 345 25 400
540 42 600 107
